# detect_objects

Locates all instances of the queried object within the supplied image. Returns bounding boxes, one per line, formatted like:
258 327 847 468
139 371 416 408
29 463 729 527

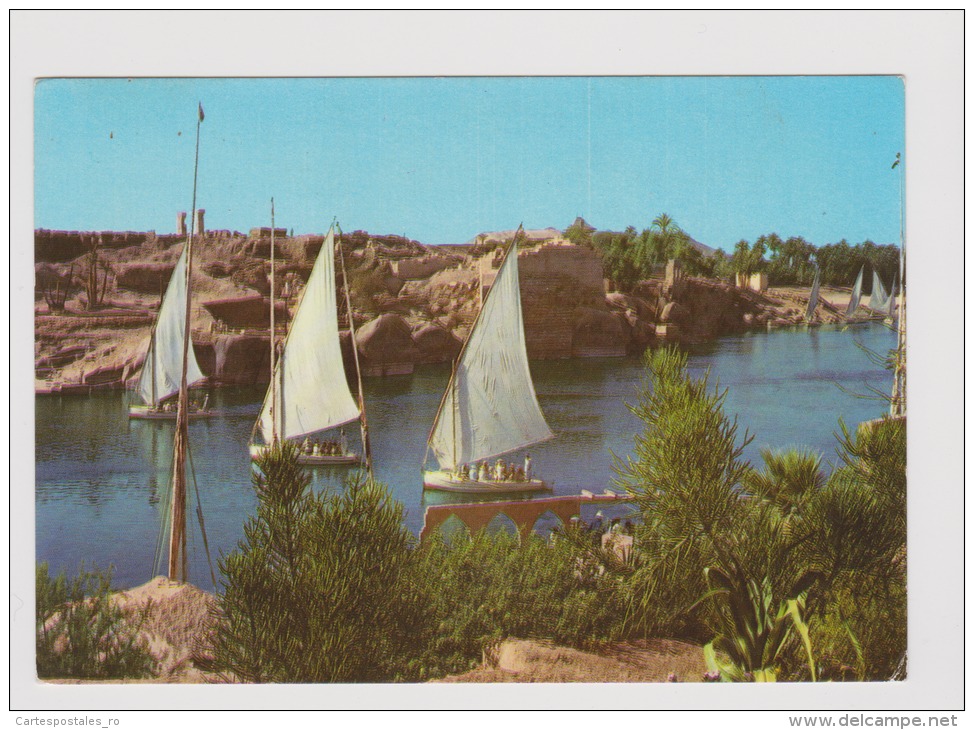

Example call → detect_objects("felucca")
423 227 553 493
129 238 210 419
804 264 821 324
845 265 864 318
248 218 371 468
867 270 894 315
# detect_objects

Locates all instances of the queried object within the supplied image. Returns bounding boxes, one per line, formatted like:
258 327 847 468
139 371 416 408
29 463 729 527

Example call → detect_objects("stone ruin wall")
518 243 607 360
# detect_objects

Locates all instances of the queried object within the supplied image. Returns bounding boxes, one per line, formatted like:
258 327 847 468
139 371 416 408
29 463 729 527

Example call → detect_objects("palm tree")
650 213 680 264
745 447 826 519
651 213 674 236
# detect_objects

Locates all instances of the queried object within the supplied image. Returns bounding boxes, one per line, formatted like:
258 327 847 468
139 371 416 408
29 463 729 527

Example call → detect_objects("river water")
35 323 896 589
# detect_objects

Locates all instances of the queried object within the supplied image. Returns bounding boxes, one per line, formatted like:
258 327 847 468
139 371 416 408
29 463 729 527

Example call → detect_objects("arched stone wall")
420 493 632 542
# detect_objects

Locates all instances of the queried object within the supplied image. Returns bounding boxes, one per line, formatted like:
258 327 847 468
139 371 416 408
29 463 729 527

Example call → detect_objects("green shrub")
413 528 628 678
201 443 428 683
36 563 156 679
795 418 907 680
613 348 906 682
614 346 754 639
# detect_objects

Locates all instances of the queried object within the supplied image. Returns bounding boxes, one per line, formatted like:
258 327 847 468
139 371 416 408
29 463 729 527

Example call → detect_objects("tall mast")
148 336 157 408
336 224 373 475
452 360 458 469
168 102 203 582
269 198 277 445
891 152 906 417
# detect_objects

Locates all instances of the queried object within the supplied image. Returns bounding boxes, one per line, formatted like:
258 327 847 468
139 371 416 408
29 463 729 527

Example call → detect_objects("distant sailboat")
804 265 821 324
129 240 210 420
845 266 864 318
249 224 369 466
423 229 553 493
868 271 892 313
885 274 898 321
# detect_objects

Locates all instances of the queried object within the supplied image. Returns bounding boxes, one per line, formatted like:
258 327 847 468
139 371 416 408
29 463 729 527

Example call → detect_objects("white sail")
257 228 360 443
804 266 820 323
868 271 890 312
428 241 553 471
137 244 205 406
845 266 864 317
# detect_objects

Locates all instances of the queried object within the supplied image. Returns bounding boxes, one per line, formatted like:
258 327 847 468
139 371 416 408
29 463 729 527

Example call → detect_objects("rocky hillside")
34 226 837 392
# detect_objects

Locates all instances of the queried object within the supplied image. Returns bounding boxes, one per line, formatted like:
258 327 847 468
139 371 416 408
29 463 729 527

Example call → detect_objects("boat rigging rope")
187 442 218 591
150 434 217 589
152 457 174 579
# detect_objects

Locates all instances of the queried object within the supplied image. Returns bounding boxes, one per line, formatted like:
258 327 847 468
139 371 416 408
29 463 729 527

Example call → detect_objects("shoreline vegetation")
34 216 899 394
36 347 906 684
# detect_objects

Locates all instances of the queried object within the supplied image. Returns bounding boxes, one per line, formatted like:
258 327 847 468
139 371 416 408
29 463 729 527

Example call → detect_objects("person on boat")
515 466 525 482
201 394 209 412
478 461 489 482
312 442 320 457
591 511 604 534
459 463 470 480
495 459 505 481
340 429 348 455
302 437 311 454
524 454 532 481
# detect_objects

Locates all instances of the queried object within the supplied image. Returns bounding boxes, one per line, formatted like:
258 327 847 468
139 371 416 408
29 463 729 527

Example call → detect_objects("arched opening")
432 514 472 546
484 512 520 542
532 509 566 540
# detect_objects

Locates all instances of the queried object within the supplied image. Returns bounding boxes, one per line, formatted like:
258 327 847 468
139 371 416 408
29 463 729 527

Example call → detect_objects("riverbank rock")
659 300 690 325
356 313 419 376
665 279 763 341
392 255 457 280
35 224 838 390
210 333 270 385
412 322 462 364
115 262 177 294
570 306 628 357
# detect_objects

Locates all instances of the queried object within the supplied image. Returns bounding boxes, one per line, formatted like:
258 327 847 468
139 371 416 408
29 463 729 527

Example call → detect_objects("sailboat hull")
129 405 214 420
422 469 550 494
249 443 359 466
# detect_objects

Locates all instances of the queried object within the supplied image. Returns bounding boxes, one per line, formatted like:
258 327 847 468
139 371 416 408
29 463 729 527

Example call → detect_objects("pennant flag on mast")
198 103 205 122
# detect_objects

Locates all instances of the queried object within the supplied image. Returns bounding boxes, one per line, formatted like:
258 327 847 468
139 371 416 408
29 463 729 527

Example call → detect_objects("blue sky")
34 76 903 250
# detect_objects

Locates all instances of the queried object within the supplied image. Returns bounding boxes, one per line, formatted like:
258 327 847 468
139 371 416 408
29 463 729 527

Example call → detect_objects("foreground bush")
614 346 755 640
413 528 628 677
614 347 906 681
202 442 627 682
797 418 907 680
201 443 427 682
36 563 156 679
